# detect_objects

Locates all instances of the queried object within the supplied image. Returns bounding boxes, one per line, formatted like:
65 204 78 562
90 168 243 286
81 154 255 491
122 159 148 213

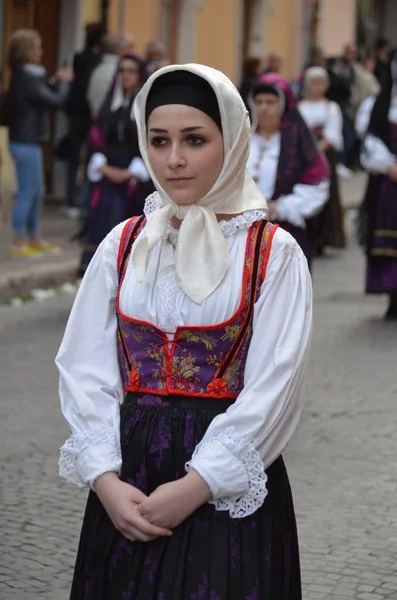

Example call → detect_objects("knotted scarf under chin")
131 202 230 304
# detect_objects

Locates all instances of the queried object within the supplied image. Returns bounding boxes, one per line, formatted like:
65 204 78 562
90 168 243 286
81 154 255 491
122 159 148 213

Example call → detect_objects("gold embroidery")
374 229 397 238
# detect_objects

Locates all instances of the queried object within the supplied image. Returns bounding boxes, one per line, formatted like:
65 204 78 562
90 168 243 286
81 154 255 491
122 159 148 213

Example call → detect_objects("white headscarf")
304 66 330 92
132 63 267 304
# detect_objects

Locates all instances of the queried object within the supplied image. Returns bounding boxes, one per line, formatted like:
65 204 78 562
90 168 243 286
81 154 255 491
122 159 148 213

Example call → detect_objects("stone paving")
0 176 396 599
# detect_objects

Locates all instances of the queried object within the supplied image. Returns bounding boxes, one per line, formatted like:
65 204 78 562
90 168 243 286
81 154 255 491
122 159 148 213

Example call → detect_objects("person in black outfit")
63 23 107 217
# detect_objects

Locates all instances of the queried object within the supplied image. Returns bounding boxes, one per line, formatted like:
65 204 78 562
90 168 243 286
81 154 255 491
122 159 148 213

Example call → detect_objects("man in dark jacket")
63 23 106 217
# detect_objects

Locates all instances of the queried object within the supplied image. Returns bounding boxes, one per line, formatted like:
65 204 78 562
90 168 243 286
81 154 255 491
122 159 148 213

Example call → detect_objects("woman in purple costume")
80 53 154 274
247 73 330 268
56 64 312 599
359 51 397 320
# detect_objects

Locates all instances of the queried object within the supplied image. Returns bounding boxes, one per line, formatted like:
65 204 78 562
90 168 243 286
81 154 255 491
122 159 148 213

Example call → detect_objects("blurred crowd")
0 23 166 262
0 24 396 319
240 38 391 178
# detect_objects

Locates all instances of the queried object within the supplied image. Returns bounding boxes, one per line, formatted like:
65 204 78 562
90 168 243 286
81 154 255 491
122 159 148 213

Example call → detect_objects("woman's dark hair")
374 37 389 52
85 23 107 51
242 57 261 78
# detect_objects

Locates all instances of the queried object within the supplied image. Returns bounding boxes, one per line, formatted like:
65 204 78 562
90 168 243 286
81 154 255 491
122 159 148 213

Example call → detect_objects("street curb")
0 257 78 302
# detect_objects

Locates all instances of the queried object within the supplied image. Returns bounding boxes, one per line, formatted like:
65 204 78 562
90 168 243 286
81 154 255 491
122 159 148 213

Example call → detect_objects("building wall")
108 0 157 55
264 0 304 79
320 0 357 56
83 0 101 24
382 0 397 43
195 0 240 82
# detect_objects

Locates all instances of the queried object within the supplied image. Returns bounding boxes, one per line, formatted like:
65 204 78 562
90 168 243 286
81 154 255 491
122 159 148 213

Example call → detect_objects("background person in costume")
247 72 330 267
358 51 397 320
299 67 346 254
57 64 311 599
79 54 153 274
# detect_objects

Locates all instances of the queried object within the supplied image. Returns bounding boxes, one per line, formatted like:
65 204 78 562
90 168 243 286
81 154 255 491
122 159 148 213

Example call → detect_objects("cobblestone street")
0 200 396 599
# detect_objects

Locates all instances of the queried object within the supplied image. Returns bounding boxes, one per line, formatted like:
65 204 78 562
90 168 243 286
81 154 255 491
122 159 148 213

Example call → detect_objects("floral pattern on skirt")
69 394 301 600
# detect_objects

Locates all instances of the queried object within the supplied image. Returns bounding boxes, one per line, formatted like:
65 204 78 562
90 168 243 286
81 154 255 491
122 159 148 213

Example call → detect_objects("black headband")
252 84 280 98
145 70 222 131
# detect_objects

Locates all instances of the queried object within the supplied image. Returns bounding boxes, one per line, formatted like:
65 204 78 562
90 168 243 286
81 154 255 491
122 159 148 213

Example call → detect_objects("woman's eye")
187 135 205 146
150 137 167 147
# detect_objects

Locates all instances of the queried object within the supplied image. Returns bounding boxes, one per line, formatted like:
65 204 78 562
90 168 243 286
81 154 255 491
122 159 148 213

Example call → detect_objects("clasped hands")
95 471 211 543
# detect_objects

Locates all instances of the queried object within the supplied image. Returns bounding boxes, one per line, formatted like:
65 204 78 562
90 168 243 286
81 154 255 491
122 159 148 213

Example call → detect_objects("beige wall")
108 0 157 55
264 0 303 79
83 0 101 24
320 0 357 56
195 0 240 82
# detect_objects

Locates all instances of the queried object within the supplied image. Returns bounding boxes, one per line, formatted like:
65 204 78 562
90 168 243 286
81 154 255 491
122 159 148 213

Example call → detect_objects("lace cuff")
185 426 268 519
59 427 122 489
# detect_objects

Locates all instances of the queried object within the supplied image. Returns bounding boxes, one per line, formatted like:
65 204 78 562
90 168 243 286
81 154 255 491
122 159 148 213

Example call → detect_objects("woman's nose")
167 144 185 168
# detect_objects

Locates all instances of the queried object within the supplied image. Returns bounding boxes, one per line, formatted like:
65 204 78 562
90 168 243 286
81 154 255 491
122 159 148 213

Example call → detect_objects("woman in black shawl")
80 54 154 274
360 51 397 320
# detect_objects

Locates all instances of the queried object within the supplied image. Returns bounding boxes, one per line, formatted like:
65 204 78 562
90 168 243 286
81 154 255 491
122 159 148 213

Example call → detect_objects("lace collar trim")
143 193 267 245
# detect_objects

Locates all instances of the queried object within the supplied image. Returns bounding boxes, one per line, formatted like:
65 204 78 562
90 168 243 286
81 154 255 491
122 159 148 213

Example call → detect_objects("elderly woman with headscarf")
80 53 154 273
299 66 346 253
56 63 312 599
358 51 397 320
247 72 330 267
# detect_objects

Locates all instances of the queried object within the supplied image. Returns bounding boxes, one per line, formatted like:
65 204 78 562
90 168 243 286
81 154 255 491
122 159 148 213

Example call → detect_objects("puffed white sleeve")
186 229 312 518
87 152 107 183
324 102 343 151
56 223 125 488
128 157 151 182
355 95 376 139
273 179 329 228
361 133 396 175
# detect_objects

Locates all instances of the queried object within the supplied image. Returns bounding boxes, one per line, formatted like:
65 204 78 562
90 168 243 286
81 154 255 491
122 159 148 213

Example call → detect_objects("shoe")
29 242 61 254
10 245 43 258
336 164 353 178
63 207 81 219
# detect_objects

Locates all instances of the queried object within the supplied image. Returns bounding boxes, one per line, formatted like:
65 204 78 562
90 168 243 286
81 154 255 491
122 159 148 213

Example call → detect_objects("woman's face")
147 104 224 205
119 59 140 92
29 38 43 64
307 77 327 99
253 93 282 130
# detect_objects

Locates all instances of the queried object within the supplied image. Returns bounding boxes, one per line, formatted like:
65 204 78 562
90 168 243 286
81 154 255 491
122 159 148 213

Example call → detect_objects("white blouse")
56 195 312 519
358 94 397 175
247 133 329 228
87 153 150 183
298 99 343 151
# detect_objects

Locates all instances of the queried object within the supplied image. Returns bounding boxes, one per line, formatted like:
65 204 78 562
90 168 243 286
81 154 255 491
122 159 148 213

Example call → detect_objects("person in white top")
299 66 346 253
56 63 312 598
357 52 397 320
247 71 330 268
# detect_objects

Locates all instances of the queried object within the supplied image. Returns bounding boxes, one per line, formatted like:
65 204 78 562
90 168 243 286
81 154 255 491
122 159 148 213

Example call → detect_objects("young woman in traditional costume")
57 64 312 599
247 72 329 267
299 67 346 254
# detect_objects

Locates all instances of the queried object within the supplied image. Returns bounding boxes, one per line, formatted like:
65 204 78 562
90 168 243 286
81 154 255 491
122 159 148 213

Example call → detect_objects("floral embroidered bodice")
116 212 277 399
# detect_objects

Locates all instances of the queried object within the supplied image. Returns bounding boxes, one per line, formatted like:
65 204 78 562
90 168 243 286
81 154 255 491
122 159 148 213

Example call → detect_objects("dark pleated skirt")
306 148 346 253
70 394 301 600
366 174 397 294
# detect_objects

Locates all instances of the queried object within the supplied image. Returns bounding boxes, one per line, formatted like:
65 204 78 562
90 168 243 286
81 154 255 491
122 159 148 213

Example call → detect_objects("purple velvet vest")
116 216 277 400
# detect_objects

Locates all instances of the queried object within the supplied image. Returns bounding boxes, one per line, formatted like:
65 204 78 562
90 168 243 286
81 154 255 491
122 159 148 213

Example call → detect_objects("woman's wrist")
183 469 212 505
94 471 119 494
